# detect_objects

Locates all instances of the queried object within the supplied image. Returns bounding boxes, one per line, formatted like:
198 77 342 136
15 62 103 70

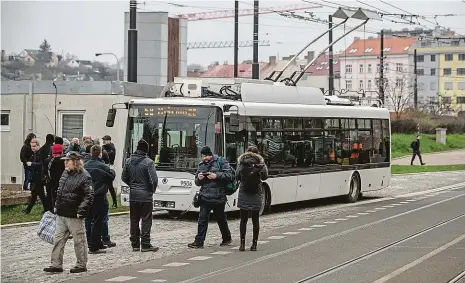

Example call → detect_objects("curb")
393 169 465 176
0 211 129 229
392 149 465 161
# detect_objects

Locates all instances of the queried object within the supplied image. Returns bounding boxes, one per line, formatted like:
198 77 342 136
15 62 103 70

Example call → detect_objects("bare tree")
384 74 414 118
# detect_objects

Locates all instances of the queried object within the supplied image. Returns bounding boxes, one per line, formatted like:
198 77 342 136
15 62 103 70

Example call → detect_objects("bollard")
435 128 447 145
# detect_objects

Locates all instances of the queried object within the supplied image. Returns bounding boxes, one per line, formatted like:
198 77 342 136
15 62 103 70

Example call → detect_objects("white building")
339 36 417 110
1 80 163 190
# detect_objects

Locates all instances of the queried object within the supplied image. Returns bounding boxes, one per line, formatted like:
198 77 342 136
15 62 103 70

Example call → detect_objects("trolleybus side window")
225 116 246 167
382 119 390 162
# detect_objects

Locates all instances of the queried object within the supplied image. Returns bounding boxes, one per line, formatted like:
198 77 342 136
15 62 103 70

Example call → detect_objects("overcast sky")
2 0 464 67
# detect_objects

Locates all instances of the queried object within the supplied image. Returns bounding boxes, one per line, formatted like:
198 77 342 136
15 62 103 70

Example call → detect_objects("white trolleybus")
106 77 391 216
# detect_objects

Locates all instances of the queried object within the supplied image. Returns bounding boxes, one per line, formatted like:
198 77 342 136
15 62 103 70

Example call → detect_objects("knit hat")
54 136 64 145
51 144 64 157
137 139 149 153
200 146 213 156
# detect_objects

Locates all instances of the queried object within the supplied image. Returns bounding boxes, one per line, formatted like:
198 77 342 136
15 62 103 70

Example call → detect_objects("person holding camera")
188 146 233 249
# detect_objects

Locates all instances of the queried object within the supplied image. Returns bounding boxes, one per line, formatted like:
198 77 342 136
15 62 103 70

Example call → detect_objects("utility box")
436 128 447 145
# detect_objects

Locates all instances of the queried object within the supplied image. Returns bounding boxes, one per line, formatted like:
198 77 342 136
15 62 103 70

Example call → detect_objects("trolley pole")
379 29 385 104
234 0 239 78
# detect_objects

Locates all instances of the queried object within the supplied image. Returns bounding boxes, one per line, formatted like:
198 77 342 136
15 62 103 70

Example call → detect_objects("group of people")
19 133 118 273
21 133 269 273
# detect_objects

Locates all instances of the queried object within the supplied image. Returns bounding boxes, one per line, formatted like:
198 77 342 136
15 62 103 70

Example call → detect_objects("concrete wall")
1 81 164 189
124 12 187 85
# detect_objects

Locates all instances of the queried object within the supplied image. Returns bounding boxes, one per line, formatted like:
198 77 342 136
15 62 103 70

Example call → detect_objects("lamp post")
95 53 120 81
52 79 58 136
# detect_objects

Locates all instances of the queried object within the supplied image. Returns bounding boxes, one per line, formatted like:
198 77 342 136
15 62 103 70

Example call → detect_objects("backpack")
216 157 238 196
410 141 415 149
240 163 262 193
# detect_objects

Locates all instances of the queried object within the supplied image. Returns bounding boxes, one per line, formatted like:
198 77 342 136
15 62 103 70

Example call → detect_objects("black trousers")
129 202 153 248
26 183 49 212
411 151 424 165
195 203 231 246
240 209 260 241
86 197 107 250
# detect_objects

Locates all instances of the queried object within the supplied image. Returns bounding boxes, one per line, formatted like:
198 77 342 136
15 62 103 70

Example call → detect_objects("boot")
239 239 245 252
250 240 257 251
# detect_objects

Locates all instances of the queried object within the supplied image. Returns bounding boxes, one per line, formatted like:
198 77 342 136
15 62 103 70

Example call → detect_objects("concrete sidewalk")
392 150 465 166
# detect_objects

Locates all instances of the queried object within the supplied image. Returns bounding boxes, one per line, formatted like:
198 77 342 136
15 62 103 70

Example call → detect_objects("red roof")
305 54 341 75
200 63 266 78
343 37 416 57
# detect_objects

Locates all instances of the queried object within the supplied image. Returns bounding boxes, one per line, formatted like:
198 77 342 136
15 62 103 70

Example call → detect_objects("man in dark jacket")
24 140 50 213
40 134 55 206
122 139 158 252
410 135 426 166
44 151 93 274
44 144 66 211
188 146 233 249
102 135 116 166
20 133 36 190
84 145 116 254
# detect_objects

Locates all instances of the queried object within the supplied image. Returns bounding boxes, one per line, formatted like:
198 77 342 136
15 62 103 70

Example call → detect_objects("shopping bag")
37 211 56 244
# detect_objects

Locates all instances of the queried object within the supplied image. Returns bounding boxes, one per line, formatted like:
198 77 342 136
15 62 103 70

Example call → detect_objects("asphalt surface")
64 185 465 283
392 149 465 166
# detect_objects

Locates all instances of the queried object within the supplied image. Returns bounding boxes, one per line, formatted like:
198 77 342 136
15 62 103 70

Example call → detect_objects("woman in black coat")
235 146 268 251
19 133 36 190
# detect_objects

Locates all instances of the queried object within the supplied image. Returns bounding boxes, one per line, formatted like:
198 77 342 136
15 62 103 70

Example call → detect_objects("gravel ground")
2 171 465 283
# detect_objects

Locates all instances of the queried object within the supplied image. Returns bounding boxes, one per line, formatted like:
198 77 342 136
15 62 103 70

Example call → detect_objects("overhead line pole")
414 48 418 109
252 0 259 79
234 1 239 77
128 0 138 82
379 29 385 104
328 15 334 96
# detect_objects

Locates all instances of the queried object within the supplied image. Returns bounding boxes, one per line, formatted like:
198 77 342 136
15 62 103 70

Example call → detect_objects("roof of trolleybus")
129 97 390 120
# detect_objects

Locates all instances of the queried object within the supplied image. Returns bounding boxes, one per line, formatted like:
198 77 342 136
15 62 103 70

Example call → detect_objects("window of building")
349 49 358 54
459 54 465 61
457 68 465 75
430 82 436 90
396 78 403 88
1 110 10 132
431 55 436 62
364 48 373 53
417 69 424 76
444 68 452 76
458 82 465 90
359 64 364 73
417 55 424 62
444 82 453 90
60 111 85 142
345 64 352 73
346 80 352 90
445 54 453 61
375 78 379 87
396 63 403 72
384 63 389 71
368 80 372 89
377 64 380 73
359 80 364 89
367 64 372 73
431 68 436 76
457 97 465 104
452 41 460 46
404 46 410 51
334 61 339 64
442 96 452 104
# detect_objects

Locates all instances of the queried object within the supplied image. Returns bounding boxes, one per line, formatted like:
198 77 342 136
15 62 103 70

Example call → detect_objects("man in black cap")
188 146 233 249
122 139 159 252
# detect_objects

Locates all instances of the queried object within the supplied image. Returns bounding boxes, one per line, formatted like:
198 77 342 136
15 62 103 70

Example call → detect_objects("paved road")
393 149 465 166
3 172 465 283
67 184 465 283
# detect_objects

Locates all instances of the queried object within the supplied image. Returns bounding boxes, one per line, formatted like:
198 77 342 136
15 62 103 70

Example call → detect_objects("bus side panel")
319 171 352 198
358 167 390 192
296 174 321 201
269 176 298 205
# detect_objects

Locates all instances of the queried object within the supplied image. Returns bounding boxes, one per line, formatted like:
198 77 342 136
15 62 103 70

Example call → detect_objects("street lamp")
95 53 120 82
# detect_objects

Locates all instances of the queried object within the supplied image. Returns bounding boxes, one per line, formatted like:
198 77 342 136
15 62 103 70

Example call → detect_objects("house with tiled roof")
19 49 58 67
339 36 417 110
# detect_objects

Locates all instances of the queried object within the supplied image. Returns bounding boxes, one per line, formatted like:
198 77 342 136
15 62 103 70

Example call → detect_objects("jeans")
195 203 231 246
23 168 31 191
85 198 107 250
102 201 110 243
51 216 87 269
411 151 424 165
129 202 153 248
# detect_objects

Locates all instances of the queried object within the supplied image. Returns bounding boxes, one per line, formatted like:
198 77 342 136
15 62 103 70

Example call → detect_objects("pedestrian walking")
410 135 426 166
122 139 159 252
20 133 36 190
43 151 93 274
43 143 66 211
188 146 233 249
23 139 50 214
84 145 116 254
235 146 268 251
